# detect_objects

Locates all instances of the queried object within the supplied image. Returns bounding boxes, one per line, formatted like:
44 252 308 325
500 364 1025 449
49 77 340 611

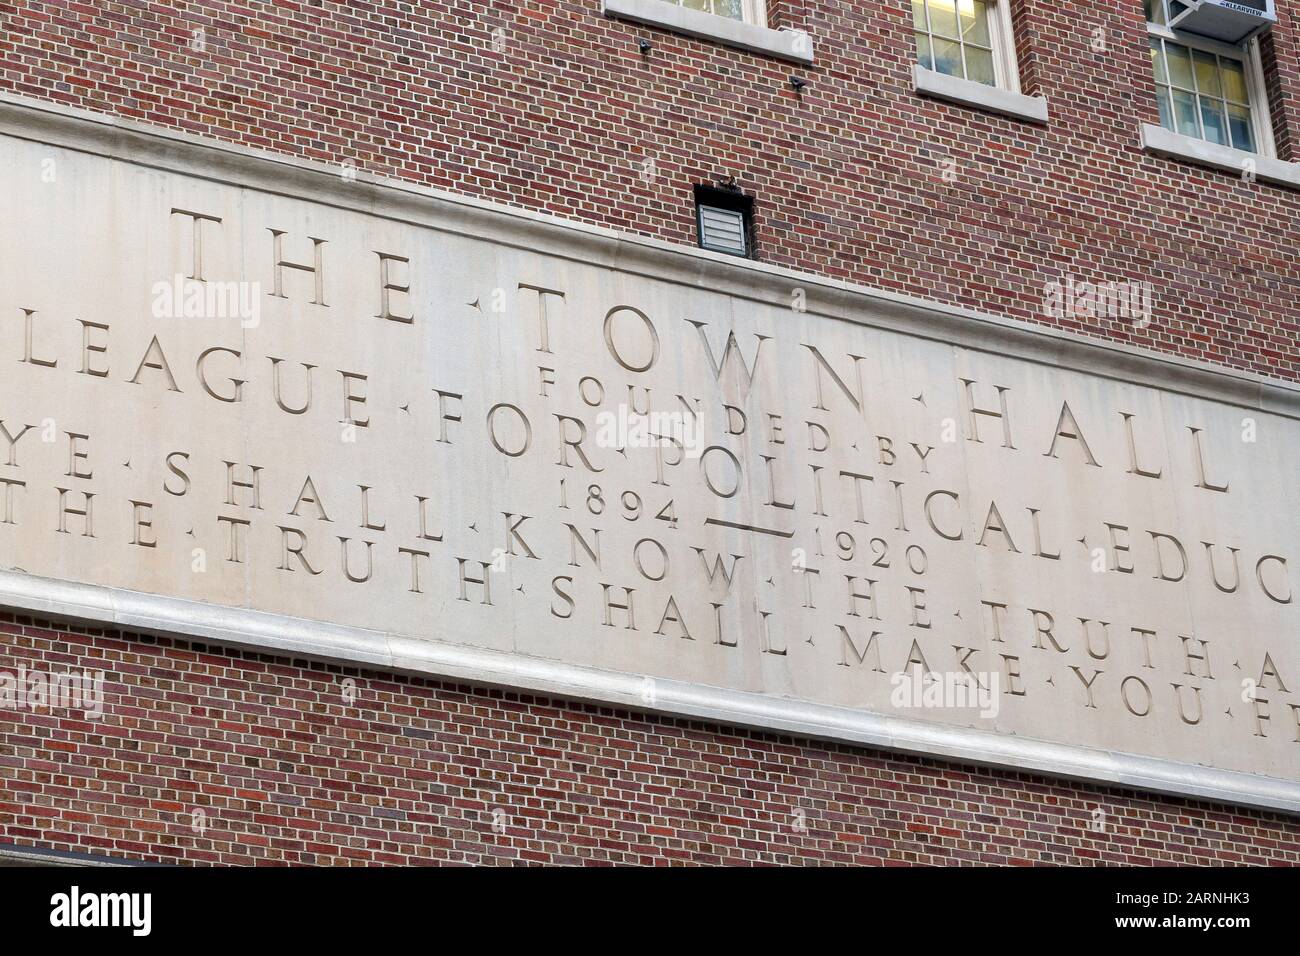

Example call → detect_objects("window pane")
1144 0 1167 26
682 0 710 12
1221 58 1249 103
1227 104 1255 151
932 37 963 76
959 0 991 46
1150 40 1168 84
1155 85 1174 130
1193 50 1222 98
1166 43 1194 89
913 0 928 30
965 46 996 86
928 0 960 38
1200 99 1228 145
1172 88 1199 137
916 32 934 70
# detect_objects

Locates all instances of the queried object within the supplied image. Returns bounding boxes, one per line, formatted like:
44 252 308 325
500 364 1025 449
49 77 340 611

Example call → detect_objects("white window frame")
1145 10 1277 157
913 0 1023 93
989 0 1021 92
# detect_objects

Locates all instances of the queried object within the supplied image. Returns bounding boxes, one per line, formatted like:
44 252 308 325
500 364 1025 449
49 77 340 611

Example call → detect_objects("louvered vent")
698 205 748 257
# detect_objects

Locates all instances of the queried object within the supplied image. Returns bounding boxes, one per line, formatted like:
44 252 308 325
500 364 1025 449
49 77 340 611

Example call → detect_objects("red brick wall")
1 0 1298 380
1 614 1297 866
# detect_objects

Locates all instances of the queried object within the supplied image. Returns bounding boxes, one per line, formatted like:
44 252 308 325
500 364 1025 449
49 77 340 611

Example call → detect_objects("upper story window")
673 0 764 24
1144 0 1273 154
912 0 1017 89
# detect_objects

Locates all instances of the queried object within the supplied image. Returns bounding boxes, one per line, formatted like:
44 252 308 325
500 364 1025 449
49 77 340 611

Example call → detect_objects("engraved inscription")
1 136 1296 782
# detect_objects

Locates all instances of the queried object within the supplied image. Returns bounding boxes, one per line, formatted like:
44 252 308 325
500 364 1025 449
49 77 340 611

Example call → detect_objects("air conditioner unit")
1167 0 1276 44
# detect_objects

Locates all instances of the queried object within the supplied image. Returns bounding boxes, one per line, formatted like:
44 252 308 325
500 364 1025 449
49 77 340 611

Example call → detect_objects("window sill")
913 65 1049 124
1140 124 1300 190
601 0 814 65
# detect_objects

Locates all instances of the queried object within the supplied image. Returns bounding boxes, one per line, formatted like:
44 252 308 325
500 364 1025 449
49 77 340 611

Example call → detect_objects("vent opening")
694 183 755 259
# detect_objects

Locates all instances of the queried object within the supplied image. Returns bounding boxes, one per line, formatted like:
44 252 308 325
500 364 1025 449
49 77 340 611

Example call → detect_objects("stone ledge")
602 0 813 64
914 65 1049 124
1140 123 1300 190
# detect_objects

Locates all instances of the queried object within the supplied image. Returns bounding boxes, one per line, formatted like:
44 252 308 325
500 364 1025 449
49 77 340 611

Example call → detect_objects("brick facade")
2 615 1298 866
1 0 1298 865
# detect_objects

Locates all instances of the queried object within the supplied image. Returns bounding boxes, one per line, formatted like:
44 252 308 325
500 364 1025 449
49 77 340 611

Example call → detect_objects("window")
912 0 1016 89
1144 0 1273 154
909 0 1045 121
668 0 764 24
695 184 754 258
